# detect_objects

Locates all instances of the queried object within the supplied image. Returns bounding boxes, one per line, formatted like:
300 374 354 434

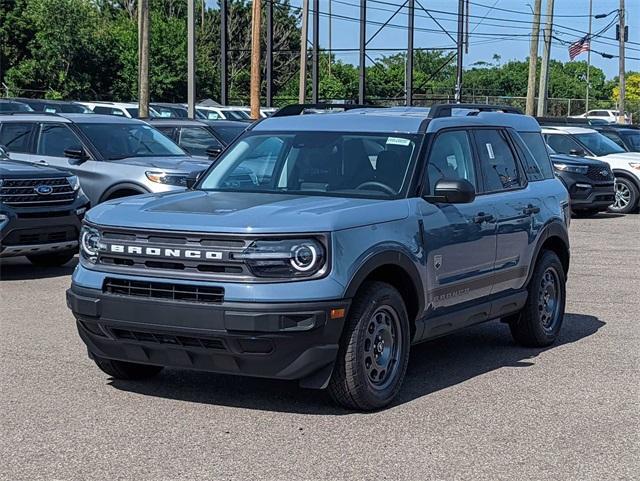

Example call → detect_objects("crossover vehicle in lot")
1 145 89 266
543 126 640 213
0 113 210 205
593 125 640 152
67 104 570 410
571 109 630 124
0 100 33 113
11 98 92 114
79 102 159 119
148 118 246 158
550 153 614 216
195 105 252 121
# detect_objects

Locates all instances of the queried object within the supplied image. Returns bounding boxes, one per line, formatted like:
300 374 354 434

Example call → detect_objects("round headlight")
80 227 101 258
291 243 318 272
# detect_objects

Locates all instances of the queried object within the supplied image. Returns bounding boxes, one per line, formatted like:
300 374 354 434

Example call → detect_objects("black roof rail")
0 111 62 116
271 103 383 117
535 116 591 126
427 103 523 118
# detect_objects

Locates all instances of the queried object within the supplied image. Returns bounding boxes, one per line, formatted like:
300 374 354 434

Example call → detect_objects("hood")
595 152 640 162
0 159 71 178
550 154 609 167
111 156 211 173
86 190 410 233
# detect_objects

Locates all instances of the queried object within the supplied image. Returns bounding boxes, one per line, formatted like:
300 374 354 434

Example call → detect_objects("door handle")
36 159 49 166
473 212 495 224
523 204 540 215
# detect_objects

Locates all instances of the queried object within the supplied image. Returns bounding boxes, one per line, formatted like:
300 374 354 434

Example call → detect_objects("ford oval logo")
34 185 53 196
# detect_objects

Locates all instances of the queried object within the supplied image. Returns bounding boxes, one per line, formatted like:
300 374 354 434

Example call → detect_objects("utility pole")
406 0 414 106
187 0 196 119
266 0 273 107
455 0 465 103
585 0 593 113
537 0 554 116
618 0 626 123
312 0 319 103
138 0 150 118
328 0 332 77
298 0 309 104
525 0 542 115
359 0 366 104
250 0 262 119
220 0 228 105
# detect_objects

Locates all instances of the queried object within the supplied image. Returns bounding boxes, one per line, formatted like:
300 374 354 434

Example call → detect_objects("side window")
474 129 522 192
178 127 222 157
155 126 177 142
425 130 477 195
0 122 34 153
37 124 81 157
545 133 582 155
600 131 626 149
93 106 124 116
515 132 555 180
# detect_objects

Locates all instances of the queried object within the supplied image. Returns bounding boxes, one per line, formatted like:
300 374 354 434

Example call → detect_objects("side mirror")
569 148 586 157
428 178 476 204
64 146 88 164
186 171 202 189
206 146 222 159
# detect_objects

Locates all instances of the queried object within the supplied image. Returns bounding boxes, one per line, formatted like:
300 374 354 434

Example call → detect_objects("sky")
210 0 640 79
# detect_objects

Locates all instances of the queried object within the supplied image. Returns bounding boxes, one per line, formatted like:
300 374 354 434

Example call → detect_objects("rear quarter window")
515 132 555 180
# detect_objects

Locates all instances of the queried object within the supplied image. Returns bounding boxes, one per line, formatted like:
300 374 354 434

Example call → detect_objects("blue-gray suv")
66 104 571 410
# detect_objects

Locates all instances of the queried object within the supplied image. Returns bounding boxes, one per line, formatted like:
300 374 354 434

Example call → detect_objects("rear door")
419 129 497 310
472 128 533 294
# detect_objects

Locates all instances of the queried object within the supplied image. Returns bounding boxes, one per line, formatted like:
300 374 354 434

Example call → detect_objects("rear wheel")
92 354 163 380
26 250 76 267
509 250 566 347
328 281 410 411
609 177 639 214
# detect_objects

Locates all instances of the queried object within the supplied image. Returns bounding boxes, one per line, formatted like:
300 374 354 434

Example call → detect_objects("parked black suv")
550 153 615 216
0 146 89 266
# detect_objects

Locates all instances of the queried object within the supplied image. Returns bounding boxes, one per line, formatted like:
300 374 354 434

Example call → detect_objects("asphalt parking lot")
1 214 638 481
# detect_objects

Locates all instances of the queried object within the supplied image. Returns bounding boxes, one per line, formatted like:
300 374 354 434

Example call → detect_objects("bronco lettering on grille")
107 244 223 260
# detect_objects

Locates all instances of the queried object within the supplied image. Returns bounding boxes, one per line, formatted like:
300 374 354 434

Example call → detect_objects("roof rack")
271 103 383 117
535 116 592 126
0 111 62 117
427 103 523 118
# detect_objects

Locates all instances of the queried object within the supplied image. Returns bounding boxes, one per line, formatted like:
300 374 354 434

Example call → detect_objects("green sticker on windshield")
386 137 411 146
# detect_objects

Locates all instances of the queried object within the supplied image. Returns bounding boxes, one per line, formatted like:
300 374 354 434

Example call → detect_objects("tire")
509 250 566 347
92 354 163 380
26 250 76 267
609 177 639 214
328 281 411 411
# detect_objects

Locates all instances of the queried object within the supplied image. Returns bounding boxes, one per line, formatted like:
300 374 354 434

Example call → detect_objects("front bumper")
67 284 349 388
0 196 89 258
556 172 614 211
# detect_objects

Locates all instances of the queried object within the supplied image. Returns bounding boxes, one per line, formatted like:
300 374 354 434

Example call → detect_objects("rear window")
516 132 555 180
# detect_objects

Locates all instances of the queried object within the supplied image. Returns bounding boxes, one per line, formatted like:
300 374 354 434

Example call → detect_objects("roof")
541 126 596 134
0 113 72 122
252 107 541 134
147 118 208 127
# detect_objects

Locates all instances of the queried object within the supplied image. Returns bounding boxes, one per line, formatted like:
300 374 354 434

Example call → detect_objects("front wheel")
328 281 410 411
27 250 76 267
609 177 639 214
509 250 566 347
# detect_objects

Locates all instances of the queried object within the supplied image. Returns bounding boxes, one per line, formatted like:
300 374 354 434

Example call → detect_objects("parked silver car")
0 113 211 205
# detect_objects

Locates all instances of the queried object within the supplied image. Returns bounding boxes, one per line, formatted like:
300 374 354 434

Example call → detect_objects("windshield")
575 132 625 156
224 110 251 120
77 123 186 160
621 132 640 150
198 132 418 198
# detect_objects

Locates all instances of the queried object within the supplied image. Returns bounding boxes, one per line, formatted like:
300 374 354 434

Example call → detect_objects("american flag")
569 36 591 60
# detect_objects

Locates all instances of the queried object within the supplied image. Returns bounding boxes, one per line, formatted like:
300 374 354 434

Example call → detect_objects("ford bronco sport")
67 104 571 410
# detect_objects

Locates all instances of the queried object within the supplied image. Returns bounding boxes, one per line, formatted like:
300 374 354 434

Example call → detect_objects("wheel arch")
344 250 425 340
612 169 640 193
99 182 149 203
526 220 570 285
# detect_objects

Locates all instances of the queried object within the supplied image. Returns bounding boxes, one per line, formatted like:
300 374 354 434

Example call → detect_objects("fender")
524 219 570 286
344 249 425 319
612 169 640 192
99 182 149 203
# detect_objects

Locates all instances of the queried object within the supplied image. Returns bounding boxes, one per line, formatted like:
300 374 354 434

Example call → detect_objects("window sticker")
485 142 495 159
386 137 411 146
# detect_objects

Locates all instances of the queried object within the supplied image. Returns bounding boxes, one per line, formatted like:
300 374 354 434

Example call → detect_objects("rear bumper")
67 284 349 387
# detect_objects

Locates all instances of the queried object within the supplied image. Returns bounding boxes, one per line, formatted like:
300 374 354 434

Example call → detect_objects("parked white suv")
79 102 159 119
542 126 640 213
571 109 631 125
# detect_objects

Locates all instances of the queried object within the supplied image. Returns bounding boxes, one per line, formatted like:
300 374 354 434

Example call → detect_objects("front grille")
96 228 254 280
109 327 226 350
103 278 224 304
586 166 613 181
0 177 76 207
2 226 78 246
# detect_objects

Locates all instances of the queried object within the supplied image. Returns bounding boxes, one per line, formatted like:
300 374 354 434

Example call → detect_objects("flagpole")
586 0 593 112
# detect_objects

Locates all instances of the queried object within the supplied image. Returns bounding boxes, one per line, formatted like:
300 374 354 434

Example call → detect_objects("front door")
418 129 497 312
